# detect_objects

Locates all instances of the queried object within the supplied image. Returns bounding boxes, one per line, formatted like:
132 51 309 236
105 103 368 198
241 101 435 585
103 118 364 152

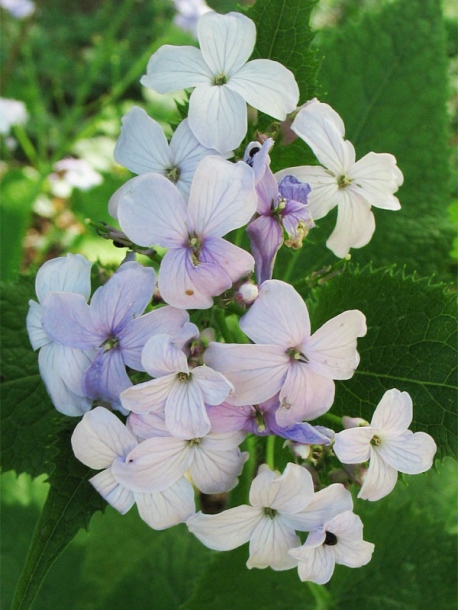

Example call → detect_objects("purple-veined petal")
285 484 353 532
35 253 92 303
351 151 403 210
189 444 248 493
141 333 189 378
127 410 170 439
141 45 212 93
108 175 137 219
304 310 366 380
187 505 262 550
250 463 314 514
228 59 299 120
203 342 289 406
90 469 135 514
117 172 189 248
241 280 311 346
192 365 233 404
208 403 253 432
281 199 314 240
358 446 398 501
247 215 283 285
291 100 355 175
199 429 247 451
370 389 413 433
256 165 279 214
291 543 335 584
248 515 300 570
42 292 101 349
113 106 172 175
270 419 332 446
120 375 175 414
187 156 256 237
199 236 255 283
377 430 436 475
71 406 138 470
158 246 232 310
165 375 210 439
112 436 192 493
27 301 48 350
84 348 132 404
89 262 156 335
326 190 376 258
188 83 247 153
333 427 373 464
197 11 255 76
135 477 196 530
327 511 374 568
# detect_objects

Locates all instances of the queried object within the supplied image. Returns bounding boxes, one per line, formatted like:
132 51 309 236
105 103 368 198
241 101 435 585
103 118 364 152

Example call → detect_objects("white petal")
188 83 247 153
189 444 248 493
26 300 48 350
203 342 289 406
127 411 170 440
228 59 299 119
370 388 413 433
249 462 314 514
120 375 175 414
327 512 374 568
304 310 367 380
286 484 354 531
188 156 256 237
71 406 138 470
135 477 195 530
290 544 335 584
187 505 262 550
358 446 398 501
192 365 233 404
333 427 373 464
248 515 300 570
117 172 188 248
351 151 403 209
326 189 376 258
166 376 211 439
240 280 310 346
141 45 212 93
90 469 135 514
114 106 172 175
35 253 92 303
141 334 188 378
292 101 355 175
197 11 255 76
377 431 437 474
200 237 255 283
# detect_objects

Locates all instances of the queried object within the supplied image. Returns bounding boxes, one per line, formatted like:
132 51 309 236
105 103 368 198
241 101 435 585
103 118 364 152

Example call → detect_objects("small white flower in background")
172 0 211 37
289 511 374 584
0 98 29 135
276 99 404 258
0 0 35 19
141 11 299 152
49 158 103 198
333 389 437 501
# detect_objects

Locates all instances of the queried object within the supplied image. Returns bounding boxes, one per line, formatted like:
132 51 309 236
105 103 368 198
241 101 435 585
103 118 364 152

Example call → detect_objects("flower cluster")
27 10 436 587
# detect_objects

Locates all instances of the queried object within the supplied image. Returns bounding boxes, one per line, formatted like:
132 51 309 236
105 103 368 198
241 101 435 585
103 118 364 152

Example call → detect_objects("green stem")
12 125 39 167
266 435 275 469
321 412 343 427
214 308 233 343
306 582 331 610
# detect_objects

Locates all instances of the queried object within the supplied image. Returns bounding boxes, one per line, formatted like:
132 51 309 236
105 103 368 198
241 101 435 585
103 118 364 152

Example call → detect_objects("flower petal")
247 215 283 285
188 83 247 152
187 506 263 550
42 292 101 349
141 45 212 93
141 334 188 378
200 236 255 283
71 406 138 470
358 446 398 501
286 484 353 531
333 427 373 464
228 59 299 120
370 388 413 433
165 376 211 439
248 515 300 570
290 543 336 584
192 365 234 404
249 462 314 513
120 375 175 414
189 443 248 493
135 477 195 530
84 348 132 404
113 106 172 175
326 190 375 258
378 431 437 475
351 151 403 210
90 469 135 514
26 301 48 350
35 253 92 303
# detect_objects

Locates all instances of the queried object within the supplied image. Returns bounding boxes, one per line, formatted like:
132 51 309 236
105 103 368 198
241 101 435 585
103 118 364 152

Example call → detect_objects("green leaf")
0 276 65 478
11 425 106 610
305 265 457 460
312 0 453 279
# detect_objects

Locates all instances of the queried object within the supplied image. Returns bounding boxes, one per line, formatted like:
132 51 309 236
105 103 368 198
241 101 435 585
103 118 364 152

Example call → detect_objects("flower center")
100 335 118 351
214 72 227 86
324 531 338 546
166 166 181 183
337 174 352 189
189 438 201 447
370 434 382 446
253 405 266 433
286 347 309 363
178 372 192 382
264 507 277 519
189 235 202 266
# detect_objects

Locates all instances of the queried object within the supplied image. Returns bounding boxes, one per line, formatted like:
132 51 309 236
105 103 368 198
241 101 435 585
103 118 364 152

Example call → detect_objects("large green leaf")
304 265 457 460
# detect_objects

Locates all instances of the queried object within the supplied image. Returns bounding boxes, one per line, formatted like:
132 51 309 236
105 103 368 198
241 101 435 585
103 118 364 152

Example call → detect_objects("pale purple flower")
248 169 314 284
26 254 94 416
41 261 194 408
276 99 403 257
172 0 211 37
289 511 374 584
72 407 195 530
204 279 366 426
116 156 257 309
0 0 34 19
110 108 226 207
117 410 248 494
333 389 437 501
0 98 28 135
141 11 299 152
120 333 233 439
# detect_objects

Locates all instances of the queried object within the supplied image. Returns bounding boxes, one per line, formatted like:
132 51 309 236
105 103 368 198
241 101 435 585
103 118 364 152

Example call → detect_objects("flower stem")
266 436 276 470
214 307 233 343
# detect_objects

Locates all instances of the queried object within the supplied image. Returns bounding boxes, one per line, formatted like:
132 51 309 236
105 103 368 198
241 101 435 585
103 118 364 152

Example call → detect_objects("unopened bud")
342 416 369 429
237 282 259 304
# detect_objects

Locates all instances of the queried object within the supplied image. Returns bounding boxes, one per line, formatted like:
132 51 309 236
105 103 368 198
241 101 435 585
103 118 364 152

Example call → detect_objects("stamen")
337 174 352 189
214 73 227 86
324 531 338 546
264 507 277 519
370 434 382 446
166 166 181 183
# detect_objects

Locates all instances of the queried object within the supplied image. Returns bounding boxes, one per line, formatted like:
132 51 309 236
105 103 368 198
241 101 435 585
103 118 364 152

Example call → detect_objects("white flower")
49 158 103 197
0 0 35 19
141 11 299 153
289 511 374 584
333 389 437 501
276 99 403 257
0 98 28 135
72 407 196 530
110 108 225 212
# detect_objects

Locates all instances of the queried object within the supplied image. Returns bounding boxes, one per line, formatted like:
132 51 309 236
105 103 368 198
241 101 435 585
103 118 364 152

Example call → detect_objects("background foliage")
1 0 456 608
